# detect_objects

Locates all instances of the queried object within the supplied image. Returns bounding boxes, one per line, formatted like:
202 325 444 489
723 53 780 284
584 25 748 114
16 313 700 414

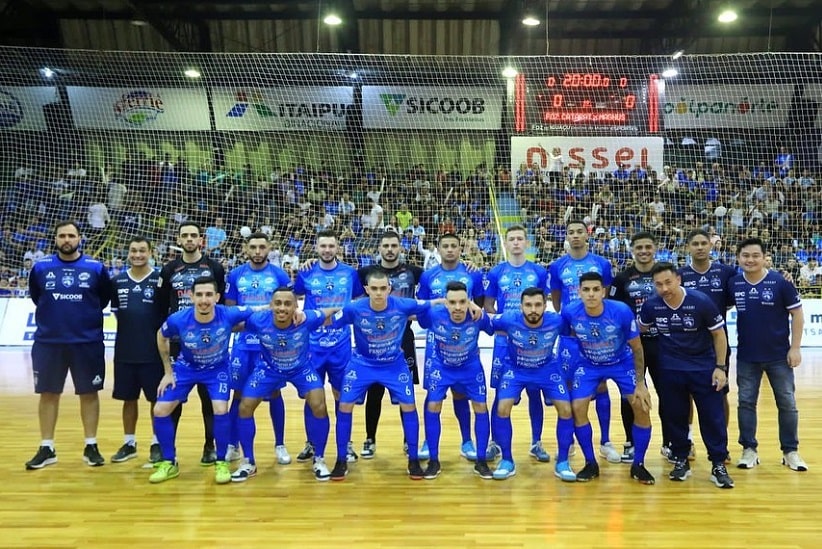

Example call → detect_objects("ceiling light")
502 67 518 78
672 50 684 60
661 68 678 78
184 68 201 78
718 10 738 23
130 19 149 27
40 67 55 78
324 14 342 26
522 16 540 26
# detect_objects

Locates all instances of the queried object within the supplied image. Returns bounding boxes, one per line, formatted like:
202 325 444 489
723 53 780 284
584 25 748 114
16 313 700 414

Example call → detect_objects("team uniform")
549 252 614 310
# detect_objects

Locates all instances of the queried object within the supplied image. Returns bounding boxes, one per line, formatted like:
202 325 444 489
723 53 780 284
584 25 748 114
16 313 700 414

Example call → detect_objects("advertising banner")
67 87 211 130
0 86 57 131
212 87 353 131
662 84 793 129
510 136 665 176
800 84 822 129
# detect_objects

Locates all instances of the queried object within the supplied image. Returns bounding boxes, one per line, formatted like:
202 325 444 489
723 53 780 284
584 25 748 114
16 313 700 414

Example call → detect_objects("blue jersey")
639 289 725 371
225 262 291 350
245 309 327 371
679 262 735 319
485 261 548 313
294 261 364 349
489 311 562 369
417 264 484 300
160 305 254 371
417 306 493 367
29 254 111 344
561 300 637 366
728 271 802 362
332 296 429 364
549 252 614 309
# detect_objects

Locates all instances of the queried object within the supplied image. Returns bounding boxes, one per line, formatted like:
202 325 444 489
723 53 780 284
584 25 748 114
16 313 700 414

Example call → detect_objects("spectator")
205 216 228 257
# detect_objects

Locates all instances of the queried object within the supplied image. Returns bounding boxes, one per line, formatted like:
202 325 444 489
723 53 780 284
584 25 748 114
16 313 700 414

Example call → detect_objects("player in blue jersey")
231 287 339 482
549 220 620 464
560 273 654 484
417 233 485 462
26 221 111 470
293 230 364 465
730 237 806 472
484 224 551 463
417 281 494 479
224 232 292 465
149 276 258 484
109 236 165 465
639 263 735 489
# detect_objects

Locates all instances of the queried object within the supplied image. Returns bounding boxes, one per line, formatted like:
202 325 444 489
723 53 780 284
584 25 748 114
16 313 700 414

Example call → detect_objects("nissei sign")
510 136 664 176
363 86 502 130
67 87 211 130
662 84 793 129
212 87 353 131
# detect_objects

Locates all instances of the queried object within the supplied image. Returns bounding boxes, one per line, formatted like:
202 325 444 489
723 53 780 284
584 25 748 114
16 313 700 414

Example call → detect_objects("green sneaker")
149 460 179 484
214 460 231 484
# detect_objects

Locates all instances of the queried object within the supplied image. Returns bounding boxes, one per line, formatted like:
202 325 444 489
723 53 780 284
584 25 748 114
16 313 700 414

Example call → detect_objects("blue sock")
238 416 256 465
213 413 231 461
574 422 596 462
303 401 313 444
632 424 652 465
490 394 500 442
401 410 420 460
153 415 176 462
595 390 611 445
335 410 352 463
493 414 514 462
229 398 241 447
424 410 441 460
556 417 575 462
474 410 490 461
526 388 544 444
269 395 285 446
453 398 472 444
307 413 330 459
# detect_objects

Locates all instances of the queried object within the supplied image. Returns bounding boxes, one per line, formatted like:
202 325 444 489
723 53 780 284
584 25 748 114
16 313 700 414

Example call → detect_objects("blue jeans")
736 359 799 453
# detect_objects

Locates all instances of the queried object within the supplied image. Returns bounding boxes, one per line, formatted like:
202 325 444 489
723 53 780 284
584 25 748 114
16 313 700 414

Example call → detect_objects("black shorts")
113 361 164 402
401 324 419 385
31 340 106 395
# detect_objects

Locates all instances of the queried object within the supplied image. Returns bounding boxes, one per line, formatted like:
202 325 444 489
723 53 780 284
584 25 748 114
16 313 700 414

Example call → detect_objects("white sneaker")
782 451 808 472
230 462 257 482
275 444 292 465
737 447 759 469
599 442 622 464
346 441 359 463
313 457 331 481
660 445 675 463
226 444 243 462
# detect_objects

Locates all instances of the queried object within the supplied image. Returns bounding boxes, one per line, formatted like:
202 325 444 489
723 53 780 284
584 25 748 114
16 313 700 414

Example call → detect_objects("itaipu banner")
212 87 353 131
662 84 793 129
67 87 211 130
0 86 57 131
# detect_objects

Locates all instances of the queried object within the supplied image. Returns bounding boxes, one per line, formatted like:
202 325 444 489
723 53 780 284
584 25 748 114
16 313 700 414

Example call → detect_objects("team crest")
450 330 461 341
762 288 774 302
201 332 212 344
376 319 385 330
61 274 75 287
683 315 695 328
398 372 410 383
144 286 154 299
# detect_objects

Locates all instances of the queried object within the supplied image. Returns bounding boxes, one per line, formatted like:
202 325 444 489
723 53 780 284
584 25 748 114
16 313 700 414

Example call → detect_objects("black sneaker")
423 459 441 480
361 438 376 459
296 442 315 463
630 463 656 485
111 443 138 463
473 460 493 480
668 460 691 481
25 446 57 470
83 444 105 467
576 461 600 482
330 460 348 481
620 443 635 464
200 445 217 467
149 443 162 464
407 459 425 480
710 463 735 489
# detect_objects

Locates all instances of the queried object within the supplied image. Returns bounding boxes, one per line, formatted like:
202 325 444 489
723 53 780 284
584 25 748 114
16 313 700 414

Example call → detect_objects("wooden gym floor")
0 348 819 549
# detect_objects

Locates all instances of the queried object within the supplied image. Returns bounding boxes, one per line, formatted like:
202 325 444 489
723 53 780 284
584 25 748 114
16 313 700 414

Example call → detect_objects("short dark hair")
316 229 337 241
272 285 295 296
365 269 390 284
566 219 587 230
650 262 678 278
631 231 656 245
127 235 153 250
380 230 401 244
579 272 603 285
686 229 711 242
505 224 527 237
737 237 765 255
438 233 460 246
178 222 203 235
521 287 546 302
192 275 219 293
54 220 79 235
247 231 269 242
445 280 468 294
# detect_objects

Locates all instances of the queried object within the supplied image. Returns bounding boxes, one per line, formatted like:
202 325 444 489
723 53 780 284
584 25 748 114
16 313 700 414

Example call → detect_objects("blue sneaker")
529 441 551 463
492 459 516 480
417 441 430 461
554 460 577 482
486 441 501 461
460 441 478 461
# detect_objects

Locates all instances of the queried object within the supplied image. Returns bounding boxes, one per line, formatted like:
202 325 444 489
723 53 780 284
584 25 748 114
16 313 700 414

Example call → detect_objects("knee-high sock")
574 422 596 463
308 413 330 459
453 398 472 444
268 395 285 446
335 410 353 463
229 398 241 447
632 424 652 465
621 398 634 444
238 416 257 465
424 410 441 460
213 413 231 462
303 401 313 444
401 410 420 460
556 417 575 462
490 394 500 442
474 410 490 461
493 415 514 462
197 384 215 446
595 391 611 445
526 388 544 444
154 415 176 462
364 385 385 440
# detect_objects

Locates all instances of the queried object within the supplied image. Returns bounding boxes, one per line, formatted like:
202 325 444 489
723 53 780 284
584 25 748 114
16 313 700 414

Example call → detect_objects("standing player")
549 220 620 464
639 263 735 489
109 236 164 465
561 273 654 484
485 225 550 462
224 232 291 465
26 221 110 470
293 229 364 464
730 237 807 472
417 281 493 479
149 276 256 484
488 287 574 480
417 233 485 461
157 222 226 465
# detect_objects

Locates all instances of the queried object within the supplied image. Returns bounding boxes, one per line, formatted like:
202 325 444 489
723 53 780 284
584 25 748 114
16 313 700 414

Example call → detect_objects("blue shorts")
340 355 416 406
570 356 638 401
489 336 508 390
312 344 352 391
229 347 265 391
113 361 164 402
497 364 570 405
157 363 231 403
243 366 323 399
555 335 585 383
32 340 106 395
426 358 487 403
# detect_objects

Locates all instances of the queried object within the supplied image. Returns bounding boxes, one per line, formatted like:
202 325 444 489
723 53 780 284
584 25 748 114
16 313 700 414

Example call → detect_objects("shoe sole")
346 455 359 463
296 455 314 463
360 453 376 460
529 453 551 463
149 470 180 483
554 471 576 482
669 471 692 481
111 453 138 463
575 475 599 482
277 459 292 465
492 470 516 480
26 457 58 470
631 473 656 485
474 470 493 480
231 472 257 483
330 473 348 481
737 460 760 469
408 471 425 480
461 453 478 461
200 461 216 467
782 459 808 472
423 470 441 480
710 475 734 488
600 453 622 464
83 457 105 467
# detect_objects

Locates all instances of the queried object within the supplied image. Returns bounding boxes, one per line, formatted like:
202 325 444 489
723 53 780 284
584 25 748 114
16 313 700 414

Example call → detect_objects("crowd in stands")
2 145 821 297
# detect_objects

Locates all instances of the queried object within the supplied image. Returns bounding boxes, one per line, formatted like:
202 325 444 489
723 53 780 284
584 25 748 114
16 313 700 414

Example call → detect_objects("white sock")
687 425 693 441
124 434 136 446
84 437 97 445
41 439 55 450
151 435 159 444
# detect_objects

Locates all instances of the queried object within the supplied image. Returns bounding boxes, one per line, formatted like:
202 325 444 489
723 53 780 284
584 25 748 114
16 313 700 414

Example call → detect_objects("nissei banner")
0 86 57 131
662 84 793 129
511 136 664 176
363 86 502 130
212 87 353 131
67 87 211 131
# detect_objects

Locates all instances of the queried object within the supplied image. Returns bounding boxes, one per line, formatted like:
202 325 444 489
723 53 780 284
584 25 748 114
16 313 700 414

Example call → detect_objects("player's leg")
451 390 475 459
612 363 654 485
762 360 805 471
550 390 576 481
232 395 263 482
461 364 491 478
297 352 328 462
196 382 216 466
423 365 448 479
299 369 331 481
69 341 106 467
658 369 692 482
227 349 253 462
594 381 620 463
315 346 356 463
491 394 518 480
690 370 734 488
111 361 141 463
735 359 764 469
26 342 69 469
332 359 372 480
400 325 424 459
383 363 423 479
525 386 546 460
139 362 165 464
363 383 385 458
201 368 231 484
150 367 194 483
487 338 506 459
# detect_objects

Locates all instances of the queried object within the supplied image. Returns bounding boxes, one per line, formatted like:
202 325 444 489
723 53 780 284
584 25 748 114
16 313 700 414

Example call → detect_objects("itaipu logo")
227 90 275 117
664 96 780 118
0 90 24 128
114 90 164 126
380 93 405 116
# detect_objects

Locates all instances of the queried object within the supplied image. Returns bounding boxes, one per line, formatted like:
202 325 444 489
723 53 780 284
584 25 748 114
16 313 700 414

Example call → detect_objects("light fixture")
672 50 684 60
348 71 358 79
522 15 540 26
130 19 149 27
184 68 201 79
502 67 518 78
324 13 342 25
40 67 55 78
718 9 738 23
661 68 678 78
